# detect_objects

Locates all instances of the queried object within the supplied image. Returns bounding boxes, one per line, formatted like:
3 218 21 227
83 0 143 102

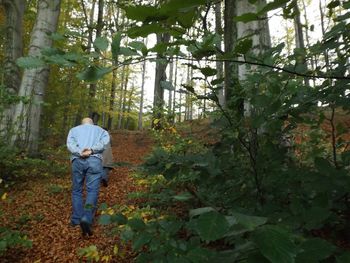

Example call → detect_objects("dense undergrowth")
97 112 350 263
0 142 68 255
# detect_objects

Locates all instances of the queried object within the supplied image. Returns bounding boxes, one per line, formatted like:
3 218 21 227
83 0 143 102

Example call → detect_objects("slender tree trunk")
125 85 135 129
215 0 225 107
0 0 25 133
224 0 239 111
138 47 147 130
107 67 117 130
61 74 73 143
88 0 104 116
301 0 316 86
185 64 190 121
11 0 61 154
172 57 178 120
116 65 126 129
117 67 129 129
152 33 170 128
107 7 120 130
293 0 309 85
168 58 174 115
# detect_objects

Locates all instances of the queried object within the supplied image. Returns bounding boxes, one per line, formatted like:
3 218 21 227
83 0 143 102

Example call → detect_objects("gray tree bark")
152 33 170 127
215 0 225 107
10 0 61 154
0 0 25 134
138 50 147 130
236 0 271 114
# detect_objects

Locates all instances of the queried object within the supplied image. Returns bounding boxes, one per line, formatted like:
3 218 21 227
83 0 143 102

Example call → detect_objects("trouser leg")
83 157 102 224
71 159 85 225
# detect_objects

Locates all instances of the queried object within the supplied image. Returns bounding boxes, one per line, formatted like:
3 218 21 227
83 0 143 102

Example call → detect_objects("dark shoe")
80 220 93 236
69 222 79 227
101 178 108 187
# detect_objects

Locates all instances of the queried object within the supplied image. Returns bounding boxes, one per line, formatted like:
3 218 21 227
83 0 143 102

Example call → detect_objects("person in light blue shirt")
66 117 110 236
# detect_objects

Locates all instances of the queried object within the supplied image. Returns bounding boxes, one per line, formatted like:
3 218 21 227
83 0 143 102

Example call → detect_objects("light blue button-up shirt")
66 123 110 161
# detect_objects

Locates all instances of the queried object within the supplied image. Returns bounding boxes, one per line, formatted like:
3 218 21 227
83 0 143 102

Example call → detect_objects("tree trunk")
236 0 271 114
0 0 25 133
168 58 174 115
215 0 225 107
224 0 239 111
152 32 170 128
125 85 135 130
117 67 129 129
138 46 147 130
11 0 61 155
88 0 104 116
107 67 117 130
293 0 309 85
107 7 120 130
172 57 178 120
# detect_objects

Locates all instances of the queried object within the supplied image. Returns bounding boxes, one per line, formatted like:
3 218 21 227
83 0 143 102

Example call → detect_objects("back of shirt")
67 124 110 160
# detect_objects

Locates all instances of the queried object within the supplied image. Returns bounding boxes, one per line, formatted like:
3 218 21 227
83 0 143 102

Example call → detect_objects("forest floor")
0 131 153 263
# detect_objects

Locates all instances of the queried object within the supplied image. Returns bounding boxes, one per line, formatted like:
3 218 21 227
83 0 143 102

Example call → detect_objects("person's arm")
67 129 81 156
90 129 110 154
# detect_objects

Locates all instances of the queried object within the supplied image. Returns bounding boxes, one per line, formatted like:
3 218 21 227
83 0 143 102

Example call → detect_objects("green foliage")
78 245 100 262
94 1 350 261
16 56 45 68
0 227 32 255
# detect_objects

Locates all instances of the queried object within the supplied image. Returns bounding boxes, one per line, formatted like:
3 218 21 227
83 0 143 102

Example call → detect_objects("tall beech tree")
11 0 61 154
0 0 25 134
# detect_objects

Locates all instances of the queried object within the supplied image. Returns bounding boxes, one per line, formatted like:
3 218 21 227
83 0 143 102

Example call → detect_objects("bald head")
82 118 94 125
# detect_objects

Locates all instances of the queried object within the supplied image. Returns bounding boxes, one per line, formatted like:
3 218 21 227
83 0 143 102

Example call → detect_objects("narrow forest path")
1 131 153 263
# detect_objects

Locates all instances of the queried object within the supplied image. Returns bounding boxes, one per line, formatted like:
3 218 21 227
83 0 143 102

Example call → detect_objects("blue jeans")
71 157 102 225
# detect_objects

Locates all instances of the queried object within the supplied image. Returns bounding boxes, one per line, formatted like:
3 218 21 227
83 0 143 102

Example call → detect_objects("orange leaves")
0 131 153 263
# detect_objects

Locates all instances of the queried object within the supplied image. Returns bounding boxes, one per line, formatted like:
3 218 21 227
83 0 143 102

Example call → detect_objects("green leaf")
177 10 196 28
253 225 299 263
123 5 159 22
234 12 259 23
94 36 109 51
132 232 153 251
119 47 139 57
259 0 290 14
302 206 331 230
235 38 253 54
127 24 168 38
211 78 224 86
189 207 215 218
187 247 214 262
173 192 193 201
194 211 230 241
200 67 217 77
128 41 147 51
296 238 335 263
111 33 122 60
232 212 267 231
327 0 340 9
45 54 74 67
98 214 111 225
76 66 113 82
16 57 45 68
111 213 128 225
49 32 66 41
150 42 169 54
128 218 146 231
314 157 336 175
337 252 350 263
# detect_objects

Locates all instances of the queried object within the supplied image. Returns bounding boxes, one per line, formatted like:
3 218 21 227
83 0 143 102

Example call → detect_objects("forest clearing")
1 0 350 262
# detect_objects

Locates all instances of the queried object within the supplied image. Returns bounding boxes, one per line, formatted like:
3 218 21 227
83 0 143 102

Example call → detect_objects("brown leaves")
0 131 152 263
